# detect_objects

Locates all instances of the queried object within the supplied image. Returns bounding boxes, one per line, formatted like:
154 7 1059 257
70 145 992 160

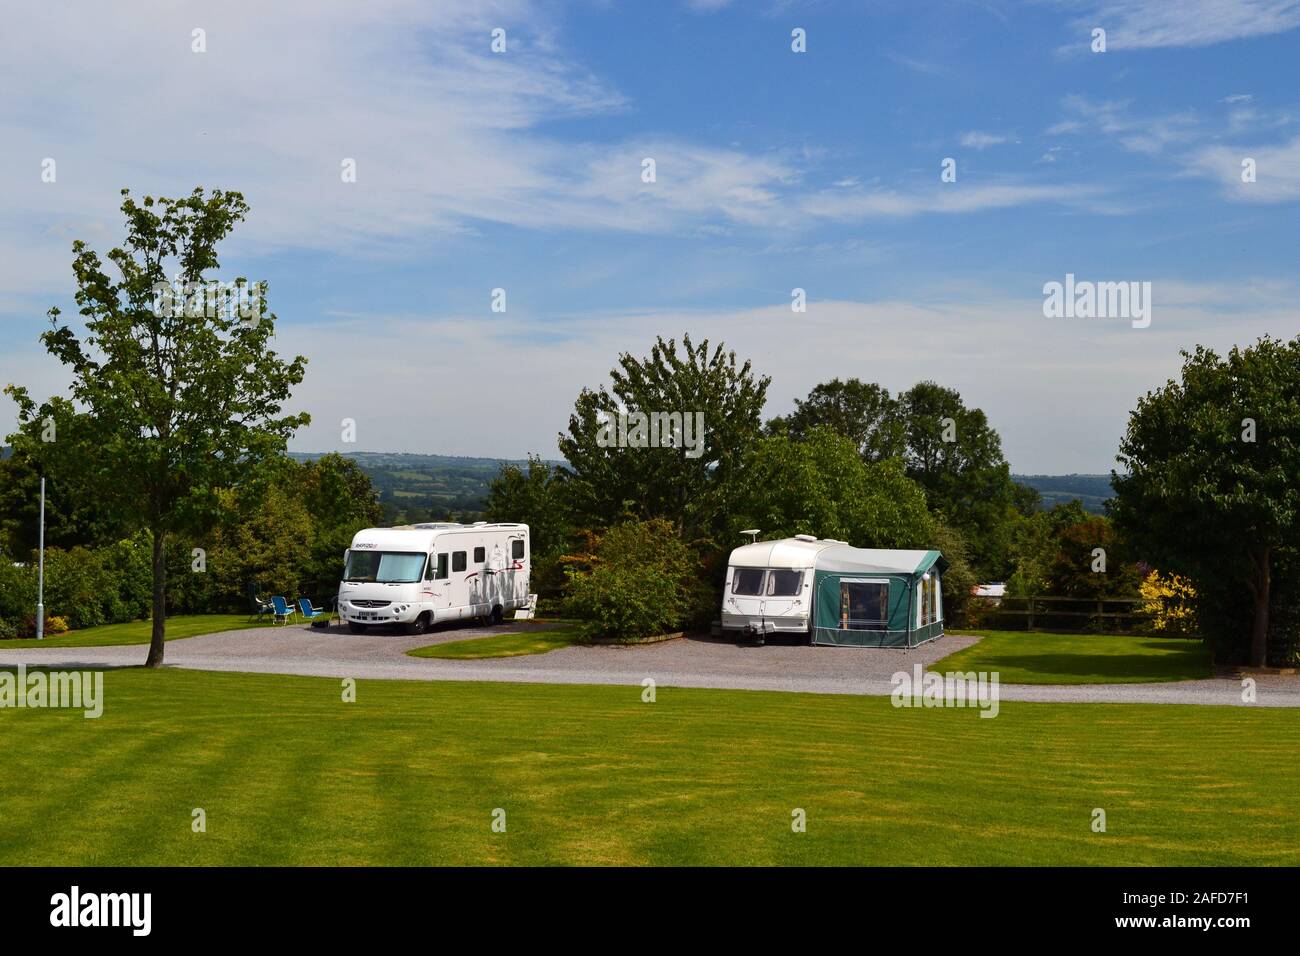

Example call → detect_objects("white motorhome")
338 523 530 635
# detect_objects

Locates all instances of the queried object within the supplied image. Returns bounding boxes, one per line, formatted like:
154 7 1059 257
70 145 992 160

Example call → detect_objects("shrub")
1137 570 1197 638
563 519 712 642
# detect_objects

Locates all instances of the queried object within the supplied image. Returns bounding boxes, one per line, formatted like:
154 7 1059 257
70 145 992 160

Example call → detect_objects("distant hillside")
292 452 1116 521
289 451 539 524
1013 473 1114 514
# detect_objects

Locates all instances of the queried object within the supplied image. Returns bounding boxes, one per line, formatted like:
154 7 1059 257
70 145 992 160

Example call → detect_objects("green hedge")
0 532 153 637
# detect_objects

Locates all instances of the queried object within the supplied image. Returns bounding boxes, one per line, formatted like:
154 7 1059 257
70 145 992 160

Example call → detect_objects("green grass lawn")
936 631 1212 684
1 667 1295 865
408 622 580 660
0 614 258 650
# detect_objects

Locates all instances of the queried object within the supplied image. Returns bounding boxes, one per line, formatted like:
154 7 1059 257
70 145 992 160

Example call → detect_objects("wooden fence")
964 595 1144 634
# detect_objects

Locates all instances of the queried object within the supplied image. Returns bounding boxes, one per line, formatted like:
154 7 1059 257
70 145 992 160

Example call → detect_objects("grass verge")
936 630 1212 684
0 614 259 650
407 622 581 660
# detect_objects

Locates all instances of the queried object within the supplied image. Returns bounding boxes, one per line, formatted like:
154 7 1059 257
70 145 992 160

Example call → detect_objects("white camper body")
338 522 530 634
720 534 841 641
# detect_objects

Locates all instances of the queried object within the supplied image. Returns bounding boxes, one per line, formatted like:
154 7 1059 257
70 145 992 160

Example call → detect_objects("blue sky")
2 0 1298 472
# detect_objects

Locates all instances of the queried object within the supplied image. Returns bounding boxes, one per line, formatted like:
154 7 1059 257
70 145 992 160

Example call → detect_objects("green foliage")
729 427 932 549
766 378 904 461
769 377 1031 579
927 521 977 627
558 334 769 543
1111 336 1300 666
4 188 309 665
164 455 381 614
563 519 713 642
0 533 152 636
484 455 572 560
896 381 1026 578
1007 502 1139 600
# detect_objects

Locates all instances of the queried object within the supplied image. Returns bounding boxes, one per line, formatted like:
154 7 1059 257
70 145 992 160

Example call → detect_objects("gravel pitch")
2 622 1297 707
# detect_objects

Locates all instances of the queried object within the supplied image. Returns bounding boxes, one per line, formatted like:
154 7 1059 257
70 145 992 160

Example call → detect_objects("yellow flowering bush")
1138 570 1197 638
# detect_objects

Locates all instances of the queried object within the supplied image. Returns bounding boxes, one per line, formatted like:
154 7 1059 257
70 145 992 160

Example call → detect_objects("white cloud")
6 278 1295 472
241 281 1297 473
1186 135 1300 201
1059 0 1300 50
799 182 1105 220
1049 96 1200 154
0 0 1108 314
960 131 1011 149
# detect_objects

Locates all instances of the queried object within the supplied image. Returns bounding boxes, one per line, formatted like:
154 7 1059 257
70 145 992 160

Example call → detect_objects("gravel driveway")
2 623 1297 707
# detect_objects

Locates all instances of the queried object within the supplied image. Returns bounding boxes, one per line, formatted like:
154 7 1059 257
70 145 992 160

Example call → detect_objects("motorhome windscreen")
732 568 766 595
344 551 427 583
766 570 802 596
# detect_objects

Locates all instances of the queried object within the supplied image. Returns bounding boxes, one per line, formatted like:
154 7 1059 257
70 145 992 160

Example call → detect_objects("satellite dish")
739 529 761 544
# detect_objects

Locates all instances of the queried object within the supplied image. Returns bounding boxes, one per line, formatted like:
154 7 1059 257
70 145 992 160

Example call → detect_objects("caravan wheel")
404 614 430 636
490 605 504 626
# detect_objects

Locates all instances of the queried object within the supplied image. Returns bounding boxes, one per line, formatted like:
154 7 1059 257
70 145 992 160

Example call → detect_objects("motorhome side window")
452 551 467 573
732 568 765 595
474 546 485 563
512 540 525 560
435 554 449 579
766 570 802 596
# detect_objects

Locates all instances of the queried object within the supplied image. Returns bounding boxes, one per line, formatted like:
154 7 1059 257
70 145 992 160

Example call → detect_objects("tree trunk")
146 528 167 668
1249 547 1270 668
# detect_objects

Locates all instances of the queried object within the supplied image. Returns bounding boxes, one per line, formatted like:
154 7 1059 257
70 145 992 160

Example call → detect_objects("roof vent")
794 534 817 542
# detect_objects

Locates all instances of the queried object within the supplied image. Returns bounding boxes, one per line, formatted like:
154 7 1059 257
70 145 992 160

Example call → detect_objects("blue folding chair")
270 596 296 626
298 597 328 628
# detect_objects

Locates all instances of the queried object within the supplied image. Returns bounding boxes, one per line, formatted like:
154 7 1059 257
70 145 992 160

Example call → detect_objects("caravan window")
512 540 525 560
731 568 765 595
766 570 803 596
434 554 449 580
840 581 890 631
452 551 467 573
474 546 485 563
918 576 934 627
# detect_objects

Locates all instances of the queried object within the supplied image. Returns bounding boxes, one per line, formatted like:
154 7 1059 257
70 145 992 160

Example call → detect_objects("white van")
338 522 530 635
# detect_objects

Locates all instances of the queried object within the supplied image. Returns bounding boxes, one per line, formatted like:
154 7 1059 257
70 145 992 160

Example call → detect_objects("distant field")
1012 473 1113 514
937 631 1211 684
1 669 1295 865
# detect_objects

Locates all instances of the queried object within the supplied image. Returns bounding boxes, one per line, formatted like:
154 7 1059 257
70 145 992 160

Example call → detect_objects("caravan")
721 533 947 647
338 523 530 635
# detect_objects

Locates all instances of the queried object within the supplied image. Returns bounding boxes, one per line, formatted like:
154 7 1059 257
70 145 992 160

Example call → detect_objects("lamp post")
36 476 45 641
